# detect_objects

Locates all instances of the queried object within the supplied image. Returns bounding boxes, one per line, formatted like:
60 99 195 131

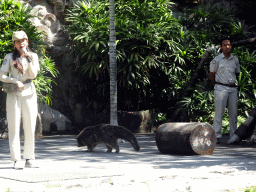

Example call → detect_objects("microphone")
21 47 31 63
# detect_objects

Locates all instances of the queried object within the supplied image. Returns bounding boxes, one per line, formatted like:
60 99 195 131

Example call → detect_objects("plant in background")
231 20 254 40
65 0 181 111
0 0 58 105
34 51 58 105
178 77 215 124
153 109 168 126
233 48 256 118
180 0 237 43
244 186 256 192
65 0 256 134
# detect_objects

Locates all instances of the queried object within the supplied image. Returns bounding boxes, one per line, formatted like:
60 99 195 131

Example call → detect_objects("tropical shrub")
65 0 256 136
179 0 248 43
0 0 58 105
65 0 181 111
244 186 256 192
234 48 256 117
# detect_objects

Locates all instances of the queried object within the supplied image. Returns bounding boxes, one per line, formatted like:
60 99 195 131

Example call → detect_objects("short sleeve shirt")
1 53 12 73
210 53 240 85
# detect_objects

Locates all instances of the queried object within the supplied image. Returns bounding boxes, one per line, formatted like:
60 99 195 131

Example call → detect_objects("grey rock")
39 103 72 132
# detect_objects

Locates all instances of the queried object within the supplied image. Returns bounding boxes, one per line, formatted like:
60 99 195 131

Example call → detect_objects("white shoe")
14 161 25 170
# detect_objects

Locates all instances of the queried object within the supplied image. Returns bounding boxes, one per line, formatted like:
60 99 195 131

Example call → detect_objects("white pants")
213 88 238 138
7 92 37 161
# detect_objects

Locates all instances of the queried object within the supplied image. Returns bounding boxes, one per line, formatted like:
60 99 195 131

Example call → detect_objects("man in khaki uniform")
209 37 241 144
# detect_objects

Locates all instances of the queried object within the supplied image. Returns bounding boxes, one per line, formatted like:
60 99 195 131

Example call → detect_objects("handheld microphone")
21 47 31 63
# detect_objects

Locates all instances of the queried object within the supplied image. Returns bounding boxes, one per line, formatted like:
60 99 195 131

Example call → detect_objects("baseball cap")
12 31 28 42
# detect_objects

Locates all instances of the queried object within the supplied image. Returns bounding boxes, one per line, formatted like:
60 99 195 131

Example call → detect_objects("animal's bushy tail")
112 125 140 151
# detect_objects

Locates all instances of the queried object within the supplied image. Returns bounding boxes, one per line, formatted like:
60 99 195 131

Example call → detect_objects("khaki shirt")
0 52 40 96
210 53 241 85
210 53 241 92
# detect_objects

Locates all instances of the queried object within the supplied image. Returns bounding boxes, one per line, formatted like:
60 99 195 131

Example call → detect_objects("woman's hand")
16 81 24 91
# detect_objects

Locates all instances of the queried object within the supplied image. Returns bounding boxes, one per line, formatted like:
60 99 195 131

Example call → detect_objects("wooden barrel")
155 122 216 155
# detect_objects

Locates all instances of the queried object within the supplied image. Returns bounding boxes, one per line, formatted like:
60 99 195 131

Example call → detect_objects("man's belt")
22 79 32 84
215 82 238 87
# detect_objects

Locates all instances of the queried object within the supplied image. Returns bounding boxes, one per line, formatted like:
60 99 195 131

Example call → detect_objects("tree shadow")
1 134 256 173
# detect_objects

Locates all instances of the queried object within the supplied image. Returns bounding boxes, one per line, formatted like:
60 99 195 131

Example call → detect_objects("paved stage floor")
0 134 256 191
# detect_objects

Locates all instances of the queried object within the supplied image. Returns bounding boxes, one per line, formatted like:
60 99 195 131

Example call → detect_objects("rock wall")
19 0 79 124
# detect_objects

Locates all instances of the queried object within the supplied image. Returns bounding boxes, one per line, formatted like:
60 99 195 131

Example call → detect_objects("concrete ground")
0 134 256 192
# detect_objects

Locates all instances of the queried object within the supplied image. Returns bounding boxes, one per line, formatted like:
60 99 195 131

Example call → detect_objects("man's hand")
209 72 216 85
16 81 24 91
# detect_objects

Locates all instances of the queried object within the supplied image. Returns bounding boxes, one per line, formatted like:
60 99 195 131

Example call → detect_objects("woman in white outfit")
0 31 40 169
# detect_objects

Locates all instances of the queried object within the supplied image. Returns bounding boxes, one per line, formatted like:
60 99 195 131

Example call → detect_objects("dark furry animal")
235 108 256 140
76 124 140 153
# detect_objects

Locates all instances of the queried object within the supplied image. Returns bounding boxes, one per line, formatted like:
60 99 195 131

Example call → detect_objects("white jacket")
0 52 40 96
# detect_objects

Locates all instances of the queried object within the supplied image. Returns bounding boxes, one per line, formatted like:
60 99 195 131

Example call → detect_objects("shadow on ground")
1 134 256 172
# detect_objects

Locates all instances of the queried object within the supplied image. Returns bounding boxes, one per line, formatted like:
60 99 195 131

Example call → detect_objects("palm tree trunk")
109 0 118 125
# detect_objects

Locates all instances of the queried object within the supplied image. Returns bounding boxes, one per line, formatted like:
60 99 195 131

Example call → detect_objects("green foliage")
180 0 255 45
234 48 256 118
180 0 237 42
178 78 215 124
65 0 109 76
244 186 256 192
153 109 167 125
115 0 179 101
34 50 58 105
65 0 181 110
0 0 58 105
231 20 254 40
66 0 256 135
